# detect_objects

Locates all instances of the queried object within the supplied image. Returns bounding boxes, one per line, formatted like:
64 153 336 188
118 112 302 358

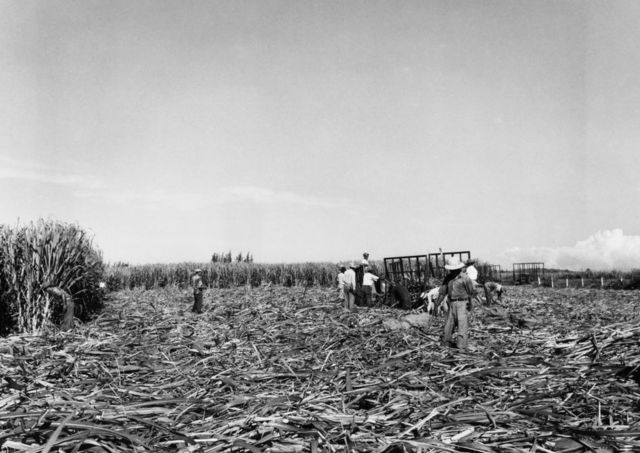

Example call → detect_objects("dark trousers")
363 285 373 307
192 291 203 313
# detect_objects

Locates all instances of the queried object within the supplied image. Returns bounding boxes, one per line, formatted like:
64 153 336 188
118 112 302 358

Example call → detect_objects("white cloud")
500 229 640 271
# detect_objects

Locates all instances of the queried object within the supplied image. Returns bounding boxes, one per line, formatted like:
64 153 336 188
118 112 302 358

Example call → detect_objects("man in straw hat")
191 268 205 314
436 256 477 350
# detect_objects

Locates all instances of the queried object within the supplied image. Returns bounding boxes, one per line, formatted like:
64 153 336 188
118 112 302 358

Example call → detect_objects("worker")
385 279 412 309
191 269 205 314
483 281 505 305
361 252 370 267
336 266 347 303
44 285 74 330
436 256 477 350
420 286 447 315
424 268 459 315
465 259 482 308
343 263 357 311
362 267 379 307
465 259 478 282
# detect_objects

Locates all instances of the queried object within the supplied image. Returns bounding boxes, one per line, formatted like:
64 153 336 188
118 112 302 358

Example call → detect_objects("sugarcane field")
1 221 640 453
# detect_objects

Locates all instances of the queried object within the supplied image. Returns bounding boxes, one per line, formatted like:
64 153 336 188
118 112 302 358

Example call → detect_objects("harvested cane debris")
1 286 640 452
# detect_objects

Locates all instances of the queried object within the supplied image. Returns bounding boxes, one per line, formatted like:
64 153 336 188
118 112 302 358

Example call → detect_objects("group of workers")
190 252 505 351
337 252 372 310
336 253 505 351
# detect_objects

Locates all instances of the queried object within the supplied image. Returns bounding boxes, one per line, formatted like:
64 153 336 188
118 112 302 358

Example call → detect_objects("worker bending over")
483 281 505 305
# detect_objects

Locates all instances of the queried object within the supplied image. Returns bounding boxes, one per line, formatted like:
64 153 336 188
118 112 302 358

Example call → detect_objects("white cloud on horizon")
499 229 640 271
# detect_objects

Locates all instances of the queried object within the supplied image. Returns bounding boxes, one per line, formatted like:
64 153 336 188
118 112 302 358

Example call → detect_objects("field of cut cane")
2 286 640 453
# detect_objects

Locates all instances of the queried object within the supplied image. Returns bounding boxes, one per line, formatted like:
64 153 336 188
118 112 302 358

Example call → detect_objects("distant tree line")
211 252 253 263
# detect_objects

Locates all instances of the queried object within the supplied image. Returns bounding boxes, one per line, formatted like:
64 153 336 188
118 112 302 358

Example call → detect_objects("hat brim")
445 263 464 270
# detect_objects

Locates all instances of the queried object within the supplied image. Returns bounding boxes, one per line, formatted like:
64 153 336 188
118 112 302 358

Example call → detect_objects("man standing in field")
337 266 347 304
465 259 478 282
465 259 482 309
191 269 205 314
437 257 477 350
361 252 370 267
362 267 379 307
343 263 357 311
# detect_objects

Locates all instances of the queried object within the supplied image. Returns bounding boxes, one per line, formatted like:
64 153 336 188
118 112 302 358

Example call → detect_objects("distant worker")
436 256 477 350
424 268 459 315
465 259 478 282
483 281 505 305
386 279 412 310
362 267 379 307
337 266 347 303
465 259 482 308
98 281 107 298
44 285 74 330
343 263 357 311
420 286 447 315
191 269 205 314
361 252 370 267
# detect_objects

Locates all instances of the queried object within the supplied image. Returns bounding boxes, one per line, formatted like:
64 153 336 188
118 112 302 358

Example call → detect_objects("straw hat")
444 256 464 270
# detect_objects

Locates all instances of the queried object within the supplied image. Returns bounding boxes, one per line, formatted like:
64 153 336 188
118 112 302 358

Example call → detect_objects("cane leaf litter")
1 286 639 452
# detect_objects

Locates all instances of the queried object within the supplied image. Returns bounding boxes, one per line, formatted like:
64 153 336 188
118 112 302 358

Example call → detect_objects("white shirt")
343 268 356 290
337 273 346 288
363 272 379 286
466 265 478 282
361 259 369 266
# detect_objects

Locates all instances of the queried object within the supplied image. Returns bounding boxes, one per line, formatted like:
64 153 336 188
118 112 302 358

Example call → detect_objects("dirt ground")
1 285 640 452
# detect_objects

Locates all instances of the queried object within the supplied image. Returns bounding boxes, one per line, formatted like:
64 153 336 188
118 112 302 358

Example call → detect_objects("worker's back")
389 284 412 309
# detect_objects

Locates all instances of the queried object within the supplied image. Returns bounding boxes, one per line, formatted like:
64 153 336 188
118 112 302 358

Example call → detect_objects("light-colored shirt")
343 268 356 291
466 265 478 281
337 272 346 288
439 272 476 301
191 274 204 292
363 272 379 287
361 259 369 266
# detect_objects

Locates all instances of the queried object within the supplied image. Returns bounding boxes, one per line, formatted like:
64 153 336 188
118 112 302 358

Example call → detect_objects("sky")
1 0 640 270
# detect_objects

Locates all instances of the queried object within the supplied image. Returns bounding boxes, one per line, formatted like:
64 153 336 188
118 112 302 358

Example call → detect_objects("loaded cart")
383 254 430 307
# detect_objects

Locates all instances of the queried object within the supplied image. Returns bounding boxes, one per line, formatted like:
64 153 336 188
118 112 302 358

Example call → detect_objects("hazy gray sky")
1 1 639 269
